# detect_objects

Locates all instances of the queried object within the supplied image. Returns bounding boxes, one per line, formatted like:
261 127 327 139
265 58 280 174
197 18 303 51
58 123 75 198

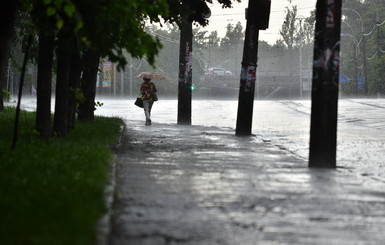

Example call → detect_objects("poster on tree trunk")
102 61 113 88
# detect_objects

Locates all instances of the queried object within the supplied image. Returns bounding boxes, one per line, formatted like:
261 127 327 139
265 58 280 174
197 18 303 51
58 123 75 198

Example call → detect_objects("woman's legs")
143 100 154 125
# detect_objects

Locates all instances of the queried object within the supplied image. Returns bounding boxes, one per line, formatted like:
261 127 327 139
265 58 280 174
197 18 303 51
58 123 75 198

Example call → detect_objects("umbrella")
136 71 166 80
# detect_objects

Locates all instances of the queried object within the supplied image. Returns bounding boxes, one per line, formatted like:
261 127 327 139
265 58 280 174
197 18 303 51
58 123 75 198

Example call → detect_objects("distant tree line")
140 4 316 97
106 0 385 98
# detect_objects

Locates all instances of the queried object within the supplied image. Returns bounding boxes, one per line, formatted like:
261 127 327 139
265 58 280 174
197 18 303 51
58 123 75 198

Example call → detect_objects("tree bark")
0 1 17 111
11 35 33 150
236 0 271 135
177 18 193 125
235 0 261 136
0 61 8 111
309 0 342 168
68 41 81 129
54 35 71 137
78 49 100 121
36 30 54 140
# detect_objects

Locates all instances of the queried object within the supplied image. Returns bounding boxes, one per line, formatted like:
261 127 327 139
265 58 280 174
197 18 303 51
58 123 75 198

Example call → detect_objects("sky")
204 0 317 45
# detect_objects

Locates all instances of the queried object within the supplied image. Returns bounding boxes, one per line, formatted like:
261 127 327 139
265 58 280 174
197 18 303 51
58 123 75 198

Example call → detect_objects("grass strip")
0 107 124 245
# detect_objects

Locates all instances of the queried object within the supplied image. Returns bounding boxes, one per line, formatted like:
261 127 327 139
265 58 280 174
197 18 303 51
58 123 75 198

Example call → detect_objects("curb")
96 124 125 245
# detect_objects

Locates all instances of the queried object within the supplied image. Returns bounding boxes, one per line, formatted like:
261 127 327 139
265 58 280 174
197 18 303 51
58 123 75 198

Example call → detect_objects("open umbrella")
136 71 166 80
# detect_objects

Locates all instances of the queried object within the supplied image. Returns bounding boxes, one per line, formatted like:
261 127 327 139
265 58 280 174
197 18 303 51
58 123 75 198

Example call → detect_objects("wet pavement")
107 120 385 245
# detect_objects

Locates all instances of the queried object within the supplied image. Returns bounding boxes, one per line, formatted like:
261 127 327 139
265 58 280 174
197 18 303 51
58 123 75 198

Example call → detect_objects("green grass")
0 108 124 245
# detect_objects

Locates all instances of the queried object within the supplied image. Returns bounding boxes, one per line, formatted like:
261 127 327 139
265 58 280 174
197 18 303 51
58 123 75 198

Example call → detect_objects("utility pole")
129 56 133 98
177 17 193 125
299 18 303 98
376 10 381 59
376 10 381 95
6 61 10 93
113 64 117 97
353 45 359 94
343 7 366 95
235 0 270 136
309 0 342 168
120 69 124 97
362 35 368 95
208 36 212 68
342 22 359 94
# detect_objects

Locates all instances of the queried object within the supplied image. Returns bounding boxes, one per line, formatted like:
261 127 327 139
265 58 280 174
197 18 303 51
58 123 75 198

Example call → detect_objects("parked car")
206 67 225 76
206 67 233 76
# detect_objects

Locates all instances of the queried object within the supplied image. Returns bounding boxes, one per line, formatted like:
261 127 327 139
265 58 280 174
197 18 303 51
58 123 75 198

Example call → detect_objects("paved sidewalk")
108 120 385 245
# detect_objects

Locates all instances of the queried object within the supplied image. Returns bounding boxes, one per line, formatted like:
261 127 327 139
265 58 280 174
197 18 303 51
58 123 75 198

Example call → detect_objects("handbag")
134 97 143 108
152 93 158 101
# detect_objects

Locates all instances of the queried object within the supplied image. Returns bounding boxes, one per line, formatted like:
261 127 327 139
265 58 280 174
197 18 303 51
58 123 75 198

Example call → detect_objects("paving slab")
108 120 385 245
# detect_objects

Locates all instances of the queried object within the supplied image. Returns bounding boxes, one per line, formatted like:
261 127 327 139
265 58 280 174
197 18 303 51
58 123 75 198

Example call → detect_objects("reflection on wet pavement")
109 121 385 245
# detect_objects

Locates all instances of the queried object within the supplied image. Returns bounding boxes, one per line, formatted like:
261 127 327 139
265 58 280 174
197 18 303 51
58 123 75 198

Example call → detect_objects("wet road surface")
107 120 385 245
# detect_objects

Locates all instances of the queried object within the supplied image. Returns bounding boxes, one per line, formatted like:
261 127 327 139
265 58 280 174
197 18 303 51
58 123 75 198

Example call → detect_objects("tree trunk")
54 36 71 137
78 49 100 121
0 61 8 111
177 18 193 125
68 41 81 129
309 0 342 168
36 30 54 140
11 35 33 150
236 0 271 135
0 1 17 111
235 0 261 136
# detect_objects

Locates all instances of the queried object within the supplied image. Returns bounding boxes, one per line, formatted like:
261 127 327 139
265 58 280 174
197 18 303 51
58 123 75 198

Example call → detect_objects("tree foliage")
221 22 244 48
0 0 176 140
279 3 297 50
1 0 243 139
302 10 316 46
0 1 18 111
74 0 170 68
167 0 239 27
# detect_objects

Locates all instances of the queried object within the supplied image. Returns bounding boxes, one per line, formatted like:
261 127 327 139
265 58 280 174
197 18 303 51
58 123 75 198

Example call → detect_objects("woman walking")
140 78 157 126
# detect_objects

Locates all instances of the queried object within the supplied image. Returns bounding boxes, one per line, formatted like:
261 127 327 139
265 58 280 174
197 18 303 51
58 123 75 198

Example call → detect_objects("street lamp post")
341 21 360 94
120 65 124 98
342 7 368 95
298 18 304 99
341 33 359 93
342 8 363 32
129 56 133 98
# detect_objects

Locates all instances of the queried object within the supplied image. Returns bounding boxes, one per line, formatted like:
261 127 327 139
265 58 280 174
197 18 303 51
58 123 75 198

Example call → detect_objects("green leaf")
81 37 91 47
43 0 52 5
56 19 64 30
74 21 84 32
64 4 76 17
53 0 64 8
46 7 56 16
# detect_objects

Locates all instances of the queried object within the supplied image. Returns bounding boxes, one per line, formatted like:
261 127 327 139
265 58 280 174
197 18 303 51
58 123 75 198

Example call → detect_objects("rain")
9 0 385 174
3 0 385 244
